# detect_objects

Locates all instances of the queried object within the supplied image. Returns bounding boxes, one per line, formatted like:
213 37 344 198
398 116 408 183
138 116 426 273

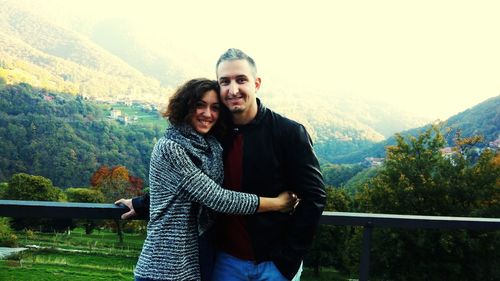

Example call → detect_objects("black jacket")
133 100 326 280
222 100 325 279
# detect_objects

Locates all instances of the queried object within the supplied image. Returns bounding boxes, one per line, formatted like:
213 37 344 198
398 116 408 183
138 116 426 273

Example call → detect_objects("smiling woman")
163 78 224 136
190 90 220 135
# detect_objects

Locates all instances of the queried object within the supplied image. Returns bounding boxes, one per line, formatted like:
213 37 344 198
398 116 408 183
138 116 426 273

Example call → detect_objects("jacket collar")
232 98 266 129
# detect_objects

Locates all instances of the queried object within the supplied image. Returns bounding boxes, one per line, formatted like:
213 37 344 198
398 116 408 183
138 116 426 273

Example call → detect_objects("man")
116 48 325 280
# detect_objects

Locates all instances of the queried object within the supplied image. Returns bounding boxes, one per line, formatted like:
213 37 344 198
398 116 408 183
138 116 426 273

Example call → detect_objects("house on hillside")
110 109 122 119
440 147 462 162
364 157 384 167
43 95 54 102
118 115 130 125
489 137 500 150
440 147 455 157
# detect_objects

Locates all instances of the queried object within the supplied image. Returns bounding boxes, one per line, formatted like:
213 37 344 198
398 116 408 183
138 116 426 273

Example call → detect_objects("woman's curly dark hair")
163 78 229 136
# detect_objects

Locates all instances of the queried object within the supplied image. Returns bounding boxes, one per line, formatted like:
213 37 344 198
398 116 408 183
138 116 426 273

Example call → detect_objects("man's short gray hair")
216 48 257 78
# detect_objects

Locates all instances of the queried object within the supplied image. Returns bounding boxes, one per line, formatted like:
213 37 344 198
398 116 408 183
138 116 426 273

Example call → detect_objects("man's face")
216 59 261 116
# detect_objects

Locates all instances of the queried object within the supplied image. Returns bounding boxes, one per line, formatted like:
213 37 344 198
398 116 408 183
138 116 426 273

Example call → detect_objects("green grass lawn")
1 227 352 280
0 249 135 281
19 227 145 255
0 227 142 280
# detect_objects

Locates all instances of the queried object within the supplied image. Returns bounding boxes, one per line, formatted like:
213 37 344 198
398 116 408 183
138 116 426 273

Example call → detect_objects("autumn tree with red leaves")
90 165 143 203
90 165 145 241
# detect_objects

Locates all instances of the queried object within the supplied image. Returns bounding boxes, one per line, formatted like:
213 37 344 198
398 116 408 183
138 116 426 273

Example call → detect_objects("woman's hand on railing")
114 198 137 219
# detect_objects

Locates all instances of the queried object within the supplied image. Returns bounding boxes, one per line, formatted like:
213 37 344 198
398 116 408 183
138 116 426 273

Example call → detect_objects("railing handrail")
1 200 499 230
0 199 125 220
320 211 500 230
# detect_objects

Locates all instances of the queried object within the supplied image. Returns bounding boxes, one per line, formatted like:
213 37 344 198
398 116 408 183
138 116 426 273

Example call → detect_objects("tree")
128 175 144 197
0 182 7 198
65 187 105 203
321 163 365 188
305 187 354 276
0 218 17 247
4 173 73 232
65 187 105 234
355 126 500 281
90 165 143 202
4 173 64 202
90 166 145 241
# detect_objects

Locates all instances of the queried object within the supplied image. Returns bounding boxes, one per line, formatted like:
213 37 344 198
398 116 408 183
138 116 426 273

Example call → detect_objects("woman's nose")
202 107 211 117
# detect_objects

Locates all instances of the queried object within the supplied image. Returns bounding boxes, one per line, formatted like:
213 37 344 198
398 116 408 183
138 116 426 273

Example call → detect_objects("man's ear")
255 77 262 91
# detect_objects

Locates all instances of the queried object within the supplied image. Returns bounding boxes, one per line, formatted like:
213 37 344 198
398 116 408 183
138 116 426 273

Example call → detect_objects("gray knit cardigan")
134 125 259 281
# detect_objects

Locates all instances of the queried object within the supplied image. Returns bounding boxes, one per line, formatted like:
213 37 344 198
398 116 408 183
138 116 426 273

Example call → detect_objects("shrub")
0 218 18 247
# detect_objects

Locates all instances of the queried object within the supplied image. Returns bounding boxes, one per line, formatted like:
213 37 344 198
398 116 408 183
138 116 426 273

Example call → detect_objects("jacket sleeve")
161 140 260 215
271 123 326 279
131 193 150 219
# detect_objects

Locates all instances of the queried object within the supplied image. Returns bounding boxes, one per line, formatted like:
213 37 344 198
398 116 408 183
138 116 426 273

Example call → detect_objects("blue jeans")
199 230 216 281
211 251 303 281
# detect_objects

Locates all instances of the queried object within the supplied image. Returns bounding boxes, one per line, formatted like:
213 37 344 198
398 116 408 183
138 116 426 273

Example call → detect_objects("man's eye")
237 78 247 83
219 80 229 85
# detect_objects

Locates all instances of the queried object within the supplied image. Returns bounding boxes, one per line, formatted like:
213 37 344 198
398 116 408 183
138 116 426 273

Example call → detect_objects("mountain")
2 0 205 89
0 1 169 103
89 19 192 88
0 0 431 162
264 92 429 162
329 95 500 163
443 95 500 144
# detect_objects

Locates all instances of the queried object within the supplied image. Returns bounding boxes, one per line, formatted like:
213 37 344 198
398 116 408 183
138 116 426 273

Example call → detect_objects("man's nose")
229 81 239 95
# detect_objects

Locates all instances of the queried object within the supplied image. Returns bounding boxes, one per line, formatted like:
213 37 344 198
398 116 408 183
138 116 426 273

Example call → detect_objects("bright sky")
37 0 500 120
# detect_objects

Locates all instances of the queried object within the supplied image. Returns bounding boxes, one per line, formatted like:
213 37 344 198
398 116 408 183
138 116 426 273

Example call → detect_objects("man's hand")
114 198 137 219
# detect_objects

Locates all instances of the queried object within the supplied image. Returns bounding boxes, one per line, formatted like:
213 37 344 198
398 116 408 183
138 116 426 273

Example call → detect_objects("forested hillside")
329 95 500 163
0 79 163 187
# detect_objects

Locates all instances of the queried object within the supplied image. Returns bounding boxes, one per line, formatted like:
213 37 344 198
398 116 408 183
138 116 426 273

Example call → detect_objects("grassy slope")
1 227 351 281
1 228 142 280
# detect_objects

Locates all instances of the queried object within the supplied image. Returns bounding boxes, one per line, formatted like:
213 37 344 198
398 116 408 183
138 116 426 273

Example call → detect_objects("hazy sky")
28 0 500 120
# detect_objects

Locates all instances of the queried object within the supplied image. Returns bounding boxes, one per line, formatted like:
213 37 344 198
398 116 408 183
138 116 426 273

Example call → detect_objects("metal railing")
1 199 499 281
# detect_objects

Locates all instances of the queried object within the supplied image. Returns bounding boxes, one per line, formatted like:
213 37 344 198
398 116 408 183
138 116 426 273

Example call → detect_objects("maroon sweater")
215 132 255 260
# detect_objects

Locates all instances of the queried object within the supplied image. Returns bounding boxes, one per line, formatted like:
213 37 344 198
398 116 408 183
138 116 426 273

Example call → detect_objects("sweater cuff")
255 196 260 214
132 195 150 220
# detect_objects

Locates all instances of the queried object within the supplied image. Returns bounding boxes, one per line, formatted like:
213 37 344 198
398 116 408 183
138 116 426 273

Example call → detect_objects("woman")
134 78 296 281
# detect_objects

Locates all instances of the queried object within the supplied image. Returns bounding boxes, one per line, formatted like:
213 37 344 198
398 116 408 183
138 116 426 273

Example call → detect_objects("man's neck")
232 102 258 125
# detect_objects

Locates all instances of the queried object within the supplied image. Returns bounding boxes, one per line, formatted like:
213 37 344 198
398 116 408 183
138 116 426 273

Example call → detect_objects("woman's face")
190 90 220 134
